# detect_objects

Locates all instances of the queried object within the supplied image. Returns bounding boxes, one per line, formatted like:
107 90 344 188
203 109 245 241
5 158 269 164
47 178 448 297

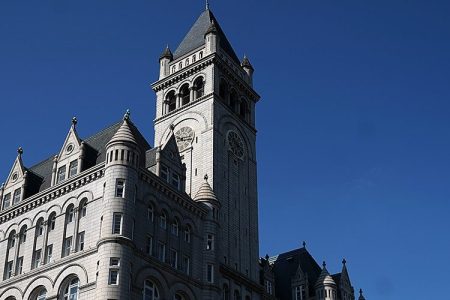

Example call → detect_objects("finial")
360 289 363 296
204 174 209 182
322 261 326 268
123 109 130 121
72 117 78 126
342 258 347 265
265 254 269 260
17 147 23 155
206 0 209 10
303 241 306 248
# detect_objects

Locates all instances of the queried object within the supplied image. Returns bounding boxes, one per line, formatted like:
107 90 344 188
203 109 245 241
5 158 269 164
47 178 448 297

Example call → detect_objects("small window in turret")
206 234 214 250
115 179 125 198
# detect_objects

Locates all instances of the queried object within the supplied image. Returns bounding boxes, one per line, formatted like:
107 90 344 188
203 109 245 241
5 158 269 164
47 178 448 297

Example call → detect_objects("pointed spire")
160 45 173 60
108 110 137 145
241 55 254 70
359 289 366 300
315 260 336 288
342 258 347 266
206 0 210 10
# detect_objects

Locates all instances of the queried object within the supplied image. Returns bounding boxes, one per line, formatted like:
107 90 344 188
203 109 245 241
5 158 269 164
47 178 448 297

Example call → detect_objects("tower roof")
160 45 173 60
359 289 366 300
173 9 240 64
193 175 218 202
241 55 254 70
108 113 138 145
315 262 337 287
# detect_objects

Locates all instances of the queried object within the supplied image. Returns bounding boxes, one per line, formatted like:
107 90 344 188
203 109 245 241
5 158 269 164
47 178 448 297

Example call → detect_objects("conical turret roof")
315 262 337 287
241 55 254 70
193 175 218 202
160 45 173 60
358 289 366 300
108 111 137 145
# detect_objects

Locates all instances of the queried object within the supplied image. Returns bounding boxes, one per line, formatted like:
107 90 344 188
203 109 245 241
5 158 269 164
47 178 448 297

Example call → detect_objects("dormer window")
13 188 21 205
57 166 66 183
2 193 11 209
68 160 78 178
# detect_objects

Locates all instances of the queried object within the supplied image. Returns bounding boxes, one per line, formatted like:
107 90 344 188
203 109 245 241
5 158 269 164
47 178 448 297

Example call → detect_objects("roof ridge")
83 120 122 143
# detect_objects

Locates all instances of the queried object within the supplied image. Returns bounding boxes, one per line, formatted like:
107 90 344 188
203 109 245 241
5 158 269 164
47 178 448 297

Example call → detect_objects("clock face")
227 131 244 159
175 127 194 152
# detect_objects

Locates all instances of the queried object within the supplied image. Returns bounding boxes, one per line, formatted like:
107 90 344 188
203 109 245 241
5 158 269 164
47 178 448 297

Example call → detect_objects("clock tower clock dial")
174 126 194 152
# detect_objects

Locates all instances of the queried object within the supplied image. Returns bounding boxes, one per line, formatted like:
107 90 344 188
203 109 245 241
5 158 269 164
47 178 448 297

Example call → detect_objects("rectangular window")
183 255 190 275
33 249 41 269
46 244 53 263
109 269 119 285
13 188 21 205
16 256 23 275
146 236 153 255
206 234 214 251
171 173 180 189
63 237 72 257
148 206 154 222
112 213 123 234
160 214 167 230
207 264 214 283
78 231 85 251
5 261 13 279
115 179 125 198
158 242 166 262
2 193 11 209
57 166 66 183
161 165 169 182
110 258 120 266
68 160 78 178
169 248 178 268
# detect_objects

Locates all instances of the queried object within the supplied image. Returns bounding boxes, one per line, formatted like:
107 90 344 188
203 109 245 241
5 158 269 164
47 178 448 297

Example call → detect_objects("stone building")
0 7 366 300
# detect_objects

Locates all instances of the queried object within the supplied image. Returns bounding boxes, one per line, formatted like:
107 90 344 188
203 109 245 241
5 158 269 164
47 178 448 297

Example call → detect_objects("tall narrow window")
46 244 53 263
13 188 21 205
49 214 56 231
80 201 87 217
207 264 214 283
206 234 215 250
2 193 11 209
78 232 85 251
194 77 204 98
8 232 16 249
166 91 176 112
63 237 72 257
171 219 179 236
37 220 44 236
169 248 178 268
57 166 66 183
67 207 74 223
183 255 190 275
64 278 79 300
180 84 190 106
5 261 13 279
33 249 41 269
184 226 191 243
148 205 154 222
115 179 125 198
160 213 167 230
16 256 23 274
158 242 166 262
146 236 153 255
171 173 180 190
109 269 119 285
68 160 78 178
113 213 123 234
19 228 27 244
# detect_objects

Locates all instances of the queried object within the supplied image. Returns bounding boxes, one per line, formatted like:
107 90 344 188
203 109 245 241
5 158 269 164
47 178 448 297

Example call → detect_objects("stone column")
71 208 79 253
12 233 20 276
190 87 195 102
41 221 49 265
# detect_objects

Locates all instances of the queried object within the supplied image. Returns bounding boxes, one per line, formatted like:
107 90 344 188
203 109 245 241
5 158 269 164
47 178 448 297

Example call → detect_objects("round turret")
315 262 337 299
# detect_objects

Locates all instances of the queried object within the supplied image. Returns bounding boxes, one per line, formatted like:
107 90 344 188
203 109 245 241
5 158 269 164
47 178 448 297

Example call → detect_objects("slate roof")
271 247 322 300
26 120 151 194
173 9 240 64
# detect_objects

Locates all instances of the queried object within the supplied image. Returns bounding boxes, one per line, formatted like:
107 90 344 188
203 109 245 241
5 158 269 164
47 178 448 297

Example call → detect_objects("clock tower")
152 8 260 282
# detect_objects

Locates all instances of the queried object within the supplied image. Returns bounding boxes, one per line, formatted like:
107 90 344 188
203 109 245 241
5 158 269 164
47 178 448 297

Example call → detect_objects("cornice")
0 164 105 224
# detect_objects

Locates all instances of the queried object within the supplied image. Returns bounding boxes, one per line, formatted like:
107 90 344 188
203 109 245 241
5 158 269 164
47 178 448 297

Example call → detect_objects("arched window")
79 199 87 218
47 214 56 232
31 287 47 300
180 84 190 106
143 280 160 300
192 54 196 62
185 58 190 66
171 219 179 236
19 226 27 244
61 277 79 300
194 77 204 99
8 230 16 249
239 99 248 120
37 218 44 236
219 79 229 101
148 205 154 222
166 91 176 112
179 62 183 69
160 213 167 230
171 66 176 74
66 205 74 223
184 225 191 243
199 51 203 59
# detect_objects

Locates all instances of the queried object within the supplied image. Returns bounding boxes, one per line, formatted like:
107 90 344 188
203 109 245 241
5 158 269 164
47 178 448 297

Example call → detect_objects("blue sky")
1 1 450 298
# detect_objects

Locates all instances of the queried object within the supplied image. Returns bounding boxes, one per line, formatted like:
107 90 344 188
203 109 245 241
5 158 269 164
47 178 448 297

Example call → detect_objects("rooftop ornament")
123 109 131 121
